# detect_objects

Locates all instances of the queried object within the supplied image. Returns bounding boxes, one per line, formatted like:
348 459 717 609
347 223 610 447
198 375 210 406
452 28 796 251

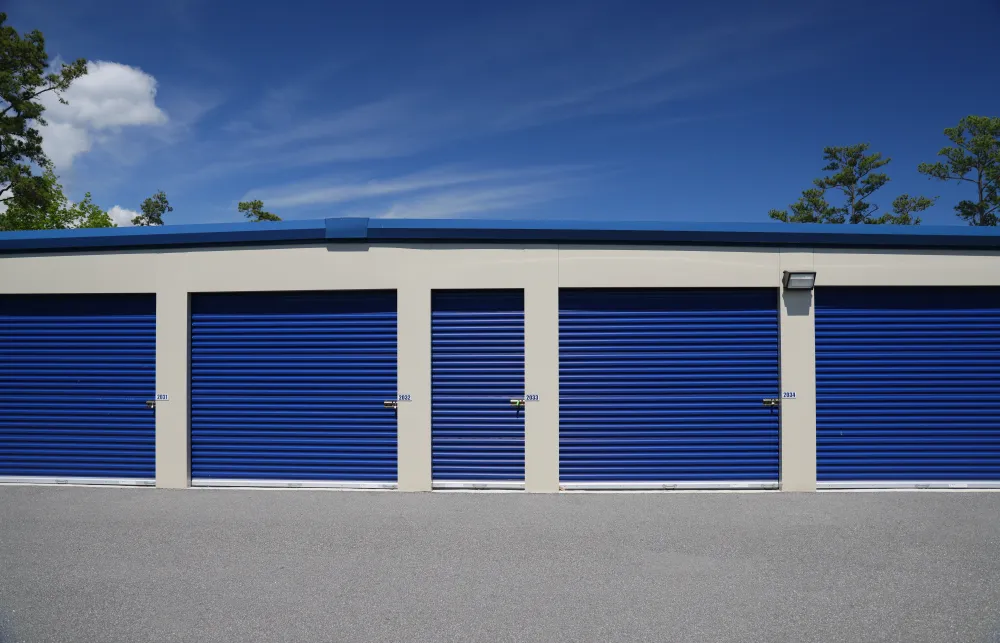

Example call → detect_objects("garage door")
559 289 780 489
432 290 525 488
0 294 156 484
816 287 1000 488
191 291 397 487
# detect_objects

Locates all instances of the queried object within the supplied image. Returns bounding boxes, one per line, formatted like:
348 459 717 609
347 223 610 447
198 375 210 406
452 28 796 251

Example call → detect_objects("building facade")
2 218 999 492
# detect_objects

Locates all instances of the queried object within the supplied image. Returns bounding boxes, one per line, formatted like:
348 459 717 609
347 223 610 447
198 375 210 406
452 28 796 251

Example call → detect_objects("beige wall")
778 252 816 492
3 243 999 491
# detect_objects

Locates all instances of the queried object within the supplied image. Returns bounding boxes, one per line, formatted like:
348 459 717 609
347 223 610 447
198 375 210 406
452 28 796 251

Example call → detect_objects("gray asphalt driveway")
1 487 999 643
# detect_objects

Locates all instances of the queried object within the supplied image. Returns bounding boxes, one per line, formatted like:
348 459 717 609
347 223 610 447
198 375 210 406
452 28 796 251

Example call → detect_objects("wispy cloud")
180 7 826 185
108 1 841 222
488 12 821 130
250 58 357 121
175 94 461 184
372 181 576 219
245 164 592 217
188 138 419 182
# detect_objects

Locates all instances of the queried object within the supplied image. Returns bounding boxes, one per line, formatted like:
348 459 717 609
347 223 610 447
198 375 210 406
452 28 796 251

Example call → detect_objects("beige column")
155 289 190 488
396 286 432 491
524 280 560 492
778 251 817 491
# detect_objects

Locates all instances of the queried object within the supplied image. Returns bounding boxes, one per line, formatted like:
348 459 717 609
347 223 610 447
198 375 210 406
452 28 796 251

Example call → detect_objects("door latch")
383 400 398 409
145 400 156 409
510 399 525 409
762 398 780 408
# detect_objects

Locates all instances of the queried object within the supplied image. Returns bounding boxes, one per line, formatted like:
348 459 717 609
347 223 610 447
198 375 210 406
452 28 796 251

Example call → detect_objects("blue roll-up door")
0 294 156 483
816 287 1000 487
190 291 397 486
432 290 525 487
559 288 780 488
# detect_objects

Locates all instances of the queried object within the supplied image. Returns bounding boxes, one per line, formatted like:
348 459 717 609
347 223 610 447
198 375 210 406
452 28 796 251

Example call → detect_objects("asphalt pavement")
1 486 999 643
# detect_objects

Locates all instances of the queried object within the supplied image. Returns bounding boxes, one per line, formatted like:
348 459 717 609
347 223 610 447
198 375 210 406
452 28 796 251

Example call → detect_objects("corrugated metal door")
190 291 397 487
0 294 156 484
816 287 1000 488
432 290 525 488
559 288 780 489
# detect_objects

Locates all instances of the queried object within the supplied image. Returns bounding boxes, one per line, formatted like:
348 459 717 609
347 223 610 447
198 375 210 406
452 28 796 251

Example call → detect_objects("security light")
782 271 816 290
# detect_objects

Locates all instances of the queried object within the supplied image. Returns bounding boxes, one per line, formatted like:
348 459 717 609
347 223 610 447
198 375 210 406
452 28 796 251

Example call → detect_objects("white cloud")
107 205 138 227
39 61 168 168
37 121 92 167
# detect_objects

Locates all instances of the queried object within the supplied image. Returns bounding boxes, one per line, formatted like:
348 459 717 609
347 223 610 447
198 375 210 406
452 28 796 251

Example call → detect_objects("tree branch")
0 82 69 118
926 172 978 185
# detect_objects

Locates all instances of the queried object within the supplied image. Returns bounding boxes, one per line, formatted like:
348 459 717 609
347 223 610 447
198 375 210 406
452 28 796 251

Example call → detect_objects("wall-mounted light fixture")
782 270 817 290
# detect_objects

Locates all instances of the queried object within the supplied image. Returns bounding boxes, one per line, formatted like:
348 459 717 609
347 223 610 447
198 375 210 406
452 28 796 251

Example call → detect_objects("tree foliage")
880 195 935 226
132 190 172 226
69 193 115 228
918 115 1000 226
770 144 933 224
238 199 281 222
0 167 114 230
0 12 87 211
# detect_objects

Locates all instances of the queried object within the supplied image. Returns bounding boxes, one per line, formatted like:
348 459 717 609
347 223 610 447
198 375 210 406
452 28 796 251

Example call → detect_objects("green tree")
768 188 838 224
770 144 934 224
132 190 172 226
67 192 115 228
238 199 281 222
0 12 87 211
918 115 1000 226
0 167 115 230
875 195 936 225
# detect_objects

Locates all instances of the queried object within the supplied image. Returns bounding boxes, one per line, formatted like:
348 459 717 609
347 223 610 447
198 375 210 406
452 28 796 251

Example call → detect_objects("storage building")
1 218 998 491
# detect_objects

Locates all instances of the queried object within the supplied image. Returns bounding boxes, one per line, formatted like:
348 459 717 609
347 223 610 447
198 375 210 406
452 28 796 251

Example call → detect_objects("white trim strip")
559 481 779 491
191 479 397 490
432 481 525 490
0 476 154 487
818 481 1000 490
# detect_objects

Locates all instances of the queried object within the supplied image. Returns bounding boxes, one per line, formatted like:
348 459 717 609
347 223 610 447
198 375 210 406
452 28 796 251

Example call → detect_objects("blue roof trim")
0 219 328 252
1 217 999 253
325 217 368 241
369 218 1000 249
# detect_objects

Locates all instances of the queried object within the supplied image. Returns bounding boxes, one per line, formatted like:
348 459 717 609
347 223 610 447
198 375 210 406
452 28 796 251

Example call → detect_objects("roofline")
0 217 998 254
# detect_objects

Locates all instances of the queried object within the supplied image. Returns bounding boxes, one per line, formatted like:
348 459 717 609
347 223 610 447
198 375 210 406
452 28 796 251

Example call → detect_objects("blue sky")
8 0 999 226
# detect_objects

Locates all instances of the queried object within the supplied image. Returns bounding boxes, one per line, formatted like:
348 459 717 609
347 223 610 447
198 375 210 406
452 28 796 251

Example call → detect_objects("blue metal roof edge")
366 218 1000 249
0 219 329 252
0 217 999 253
